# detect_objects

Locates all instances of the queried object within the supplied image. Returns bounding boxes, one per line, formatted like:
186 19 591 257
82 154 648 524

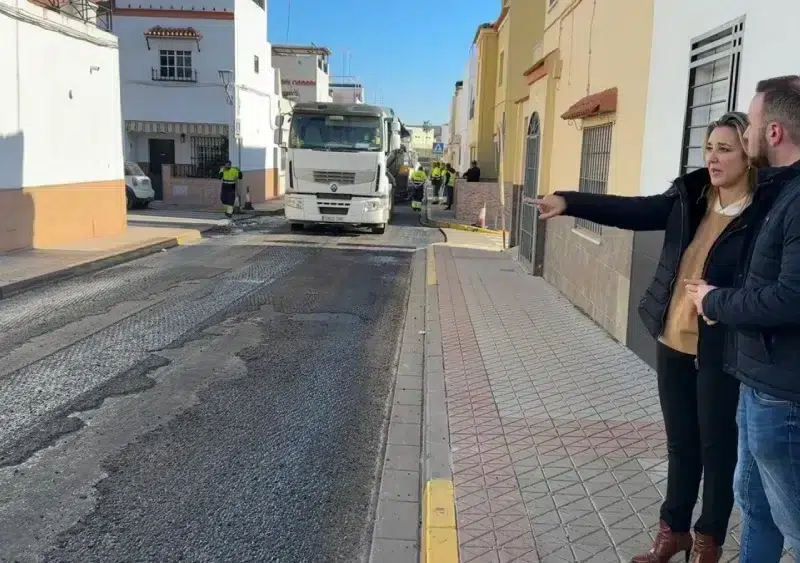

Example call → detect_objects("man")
444 164 456 210
430 162 444 203
219 160 242 218
410 165 427 211
465 160 481 182
689 75 800 562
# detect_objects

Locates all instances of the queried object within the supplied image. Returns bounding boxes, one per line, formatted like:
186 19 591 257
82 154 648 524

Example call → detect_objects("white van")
125 162 155 210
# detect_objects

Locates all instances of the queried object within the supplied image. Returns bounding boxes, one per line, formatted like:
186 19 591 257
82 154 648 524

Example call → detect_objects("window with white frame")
680 18 744 175
575 123 613 236
158 49 194 81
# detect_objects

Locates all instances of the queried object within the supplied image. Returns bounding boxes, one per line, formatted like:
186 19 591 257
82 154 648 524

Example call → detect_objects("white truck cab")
282 102 404 235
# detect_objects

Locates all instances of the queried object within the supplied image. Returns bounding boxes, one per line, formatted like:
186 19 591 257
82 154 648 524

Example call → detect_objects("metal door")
148 138 176 200
518 113 541 274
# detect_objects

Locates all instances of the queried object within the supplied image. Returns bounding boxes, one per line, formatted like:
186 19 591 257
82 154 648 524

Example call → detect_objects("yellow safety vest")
221 168 239 184
411 170 427 182
447 170 456 186
431 167 442 179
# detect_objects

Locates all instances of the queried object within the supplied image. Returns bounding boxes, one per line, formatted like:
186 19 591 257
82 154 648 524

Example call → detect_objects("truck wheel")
290 223 304 232
371 224 386 235
126 190 135 210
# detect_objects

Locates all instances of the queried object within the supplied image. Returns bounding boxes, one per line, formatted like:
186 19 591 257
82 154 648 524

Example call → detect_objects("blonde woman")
535 112 776 562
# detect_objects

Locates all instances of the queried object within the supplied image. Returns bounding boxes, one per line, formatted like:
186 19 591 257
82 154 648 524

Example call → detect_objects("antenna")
285 0 291 42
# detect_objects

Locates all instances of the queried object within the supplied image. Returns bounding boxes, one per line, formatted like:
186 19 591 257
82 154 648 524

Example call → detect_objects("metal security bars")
186 136 228 178
680 18 745 175
575 124 613 236
157 50 195 82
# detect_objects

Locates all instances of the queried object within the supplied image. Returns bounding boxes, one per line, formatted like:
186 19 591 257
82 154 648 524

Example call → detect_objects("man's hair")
755 75 800 144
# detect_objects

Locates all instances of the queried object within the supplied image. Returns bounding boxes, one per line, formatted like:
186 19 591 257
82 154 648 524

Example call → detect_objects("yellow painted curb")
175 231 203 245
425 214 504 235
427 245 437 286
422 480 459 563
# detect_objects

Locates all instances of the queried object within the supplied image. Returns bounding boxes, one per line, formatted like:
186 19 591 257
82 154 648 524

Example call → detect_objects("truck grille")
313 170 356 184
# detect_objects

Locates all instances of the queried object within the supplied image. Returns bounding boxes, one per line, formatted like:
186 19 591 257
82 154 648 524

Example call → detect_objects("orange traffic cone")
244 186 254 211
476 203 487 228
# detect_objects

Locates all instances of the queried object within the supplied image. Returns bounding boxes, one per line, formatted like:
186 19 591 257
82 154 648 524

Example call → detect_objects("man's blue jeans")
735 384 800 562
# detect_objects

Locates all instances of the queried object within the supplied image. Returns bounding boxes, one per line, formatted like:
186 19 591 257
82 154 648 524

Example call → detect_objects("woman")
535 113 774 563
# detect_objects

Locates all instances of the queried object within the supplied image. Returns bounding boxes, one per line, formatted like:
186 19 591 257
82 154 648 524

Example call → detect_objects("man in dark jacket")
690 76 800 561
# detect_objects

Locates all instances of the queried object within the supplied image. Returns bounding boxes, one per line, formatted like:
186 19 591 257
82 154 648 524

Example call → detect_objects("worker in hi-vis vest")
430 162 443 203
445 164 456 210
219 161 243 218
410 166 427 211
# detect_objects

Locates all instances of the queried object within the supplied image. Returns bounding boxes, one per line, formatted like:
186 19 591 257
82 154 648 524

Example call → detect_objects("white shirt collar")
714 193 751 217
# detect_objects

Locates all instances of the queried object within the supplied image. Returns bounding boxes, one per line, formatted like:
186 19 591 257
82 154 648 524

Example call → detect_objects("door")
148 138 176 200
518 113 542 274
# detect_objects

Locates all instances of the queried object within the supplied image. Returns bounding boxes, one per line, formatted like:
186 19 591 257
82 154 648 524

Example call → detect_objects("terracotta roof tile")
144 26 203 39
561 87 618 120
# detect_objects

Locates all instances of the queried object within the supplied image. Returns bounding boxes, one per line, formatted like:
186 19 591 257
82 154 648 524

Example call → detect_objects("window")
575 124 613 236
680 18 744 175
190 136 228 178
498 51 505 86
254 55 260 74
157 49 195 82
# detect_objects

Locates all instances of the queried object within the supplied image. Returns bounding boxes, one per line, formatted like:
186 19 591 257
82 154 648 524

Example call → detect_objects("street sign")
432 142 444 154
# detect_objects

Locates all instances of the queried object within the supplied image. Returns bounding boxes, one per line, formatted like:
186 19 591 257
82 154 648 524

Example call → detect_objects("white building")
0 0 125 252
114 0 282 204
629 0 800 366
329 76 365 104
272 44 332 104
458 48 478 173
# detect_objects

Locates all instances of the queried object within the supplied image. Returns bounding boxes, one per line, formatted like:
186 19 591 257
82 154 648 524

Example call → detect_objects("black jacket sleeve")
703 198 800 328
555 187 676 231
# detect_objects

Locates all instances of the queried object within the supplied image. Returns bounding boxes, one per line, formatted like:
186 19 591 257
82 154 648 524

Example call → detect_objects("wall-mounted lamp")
90 65 100 74
180 133 186 143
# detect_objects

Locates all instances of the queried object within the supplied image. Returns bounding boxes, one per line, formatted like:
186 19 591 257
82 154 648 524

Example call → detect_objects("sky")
266 0 497 125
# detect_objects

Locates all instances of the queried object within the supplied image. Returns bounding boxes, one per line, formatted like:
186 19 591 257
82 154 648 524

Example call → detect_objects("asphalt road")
0 206 442 563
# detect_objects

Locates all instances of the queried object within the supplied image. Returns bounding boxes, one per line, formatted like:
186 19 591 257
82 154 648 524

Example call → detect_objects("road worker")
219 161 242 218
430 162 444 203
410 165 427 211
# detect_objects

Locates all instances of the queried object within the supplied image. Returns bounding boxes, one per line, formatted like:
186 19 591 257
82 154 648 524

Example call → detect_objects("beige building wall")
516 0 655 342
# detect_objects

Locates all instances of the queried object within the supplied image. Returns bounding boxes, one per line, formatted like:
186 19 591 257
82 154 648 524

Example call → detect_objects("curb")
422 205 504 235
0 231 201 300
420 244 459 563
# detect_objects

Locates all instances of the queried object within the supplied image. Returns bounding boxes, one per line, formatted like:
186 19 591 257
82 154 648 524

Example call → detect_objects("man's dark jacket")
704 160 800 402
555 167 778 369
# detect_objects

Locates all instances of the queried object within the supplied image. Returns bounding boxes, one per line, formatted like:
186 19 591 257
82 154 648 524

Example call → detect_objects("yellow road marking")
427 245 437 286
422 480 458 563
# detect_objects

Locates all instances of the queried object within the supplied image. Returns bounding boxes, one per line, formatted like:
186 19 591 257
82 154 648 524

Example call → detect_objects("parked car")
125 162 155 210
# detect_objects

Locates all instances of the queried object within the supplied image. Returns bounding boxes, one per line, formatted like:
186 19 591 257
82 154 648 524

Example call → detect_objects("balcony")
151 67 198 83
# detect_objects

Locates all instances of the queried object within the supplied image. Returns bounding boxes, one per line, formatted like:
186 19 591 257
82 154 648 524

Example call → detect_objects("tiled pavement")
432 244 795 563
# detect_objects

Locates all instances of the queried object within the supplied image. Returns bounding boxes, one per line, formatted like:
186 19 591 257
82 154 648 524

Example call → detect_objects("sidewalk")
426 201 503 236
0 225 201 299
425 237 768 562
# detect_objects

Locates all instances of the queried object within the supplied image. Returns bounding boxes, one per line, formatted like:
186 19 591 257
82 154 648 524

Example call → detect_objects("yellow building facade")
514 0 655 342
469 24 498 178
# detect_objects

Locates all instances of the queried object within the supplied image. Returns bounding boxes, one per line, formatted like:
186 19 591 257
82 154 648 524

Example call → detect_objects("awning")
561 87 618 121
125 121 229 136
144 26 203 50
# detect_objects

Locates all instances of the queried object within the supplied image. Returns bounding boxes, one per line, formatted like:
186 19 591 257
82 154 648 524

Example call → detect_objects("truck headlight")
286 195 303 209
364 200 384 212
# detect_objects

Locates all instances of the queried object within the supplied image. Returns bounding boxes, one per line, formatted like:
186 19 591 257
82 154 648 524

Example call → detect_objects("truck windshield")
289 114 383 152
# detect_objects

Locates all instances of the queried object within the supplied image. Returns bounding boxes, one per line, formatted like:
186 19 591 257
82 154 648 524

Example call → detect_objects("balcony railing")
151 67 198 83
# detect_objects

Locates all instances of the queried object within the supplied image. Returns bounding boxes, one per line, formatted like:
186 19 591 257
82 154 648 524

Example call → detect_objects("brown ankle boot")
689 533 722 562
630 520 693 563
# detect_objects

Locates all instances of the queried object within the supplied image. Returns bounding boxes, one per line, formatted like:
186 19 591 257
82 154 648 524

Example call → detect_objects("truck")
282 102 409 235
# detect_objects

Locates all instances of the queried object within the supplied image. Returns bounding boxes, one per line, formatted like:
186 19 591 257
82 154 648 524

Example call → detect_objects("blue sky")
267 0 497 125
